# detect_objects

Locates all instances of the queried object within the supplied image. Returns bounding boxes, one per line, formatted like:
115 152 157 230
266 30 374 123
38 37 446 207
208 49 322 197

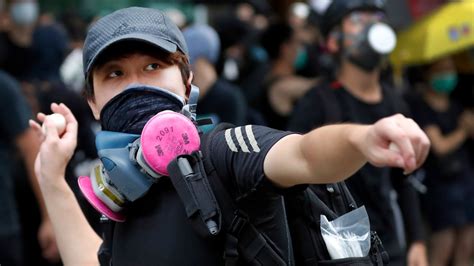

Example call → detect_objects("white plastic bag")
320 206 371 259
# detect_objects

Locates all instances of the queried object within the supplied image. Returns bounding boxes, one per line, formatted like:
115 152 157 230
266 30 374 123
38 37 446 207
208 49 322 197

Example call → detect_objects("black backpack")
168 122 388 266
285 183 388 265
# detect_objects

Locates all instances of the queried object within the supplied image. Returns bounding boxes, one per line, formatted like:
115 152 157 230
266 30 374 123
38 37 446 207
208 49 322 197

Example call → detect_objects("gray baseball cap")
83 7 188 79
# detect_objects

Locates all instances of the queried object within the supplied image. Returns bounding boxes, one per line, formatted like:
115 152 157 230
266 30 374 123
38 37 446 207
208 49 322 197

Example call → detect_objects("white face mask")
10 2 39 26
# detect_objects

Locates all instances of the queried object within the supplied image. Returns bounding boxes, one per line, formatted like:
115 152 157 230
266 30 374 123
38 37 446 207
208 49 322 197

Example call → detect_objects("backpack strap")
200 123 288 266
97 215 114 266
167 152 222 237
286 188 337 264
327 182 358 215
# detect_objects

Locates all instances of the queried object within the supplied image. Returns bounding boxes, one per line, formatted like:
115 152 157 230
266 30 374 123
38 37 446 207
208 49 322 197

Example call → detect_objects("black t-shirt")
257 76 292 131
287 81 409 132
198 78 247 126
288 81 423 260
409 95 472 184
107 125 292 265
0 71 32 235
0 25 68 82
0 32 34 81
289 82 402 224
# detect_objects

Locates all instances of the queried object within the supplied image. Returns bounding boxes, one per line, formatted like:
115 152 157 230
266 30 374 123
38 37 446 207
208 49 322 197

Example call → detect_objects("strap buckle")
229 210 249 236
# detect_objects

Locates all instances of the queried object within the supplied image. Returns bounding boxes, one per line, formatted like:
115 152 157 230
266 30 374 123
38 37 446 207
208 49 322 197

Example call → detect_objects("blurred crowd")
0 0 472 265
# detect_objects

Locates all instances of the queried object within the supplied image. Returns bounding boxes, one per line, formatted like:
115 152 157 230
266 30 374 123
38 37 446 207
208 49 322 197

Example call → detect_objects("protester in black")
0 71 60 264
289 81 426 265
0 71 30 265
406 57 474 266
0 0 68 82
256 22 317 130
30 7 430 265
289 1 428 265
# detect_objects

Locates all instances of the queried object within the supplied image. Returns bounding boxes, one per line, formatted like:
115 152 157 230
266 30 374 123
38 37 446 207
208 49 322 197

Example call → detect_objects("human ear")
187 71 194 87
185 71 194 101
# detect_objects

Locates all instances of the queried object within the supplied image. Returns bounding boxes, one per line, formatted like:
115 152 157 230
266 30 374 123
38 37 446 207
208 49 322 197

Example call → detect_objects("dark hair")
260 22 293 61
84 40 190 100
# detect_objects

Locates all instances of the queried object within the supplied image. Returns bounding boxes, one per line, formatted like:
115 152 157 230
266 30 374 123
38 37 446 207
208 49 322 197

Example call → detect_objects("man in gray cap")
31 7 430 265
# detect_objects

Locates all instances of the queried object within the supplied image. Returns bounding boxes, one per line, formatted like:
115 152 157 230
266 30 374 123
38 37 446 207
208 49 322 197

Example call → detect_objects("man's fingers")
29 119 42 132
373 114 432 173
398 117 430 170
373 146 405 169
392 137 416 172
413 134 429 169
37 112 46 122
51 102 77 124
52 103 78 139
43 116 60 140
379 117 416 172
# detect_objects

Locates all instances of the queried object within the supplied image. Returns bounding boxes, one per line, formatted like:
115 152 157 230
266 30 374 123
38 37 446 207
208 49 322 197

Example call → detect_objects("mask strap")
182 84 200 122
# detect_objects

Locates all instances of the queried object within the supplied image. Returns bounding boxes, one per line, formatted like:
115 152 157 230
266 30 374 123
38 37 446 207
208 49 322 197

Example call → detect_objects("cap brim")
86 32 178 76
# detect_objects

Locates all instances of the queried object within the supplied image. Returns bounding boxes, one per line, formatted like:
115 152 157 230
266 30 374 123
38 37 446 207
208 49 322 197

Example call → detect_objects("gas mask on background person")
10 1 38 26
337 14 396 72
78 84 202 221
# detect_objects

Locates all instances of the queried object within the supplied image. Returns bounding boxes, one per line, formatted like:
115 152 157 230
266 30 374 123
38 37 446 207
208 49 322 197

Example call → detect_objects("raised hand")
29 103 78 184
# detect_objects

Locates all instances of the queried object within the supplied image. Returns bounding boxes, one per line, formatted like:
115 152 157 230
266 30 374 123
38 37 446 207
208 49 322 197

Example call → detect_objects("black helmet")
310 0 386 37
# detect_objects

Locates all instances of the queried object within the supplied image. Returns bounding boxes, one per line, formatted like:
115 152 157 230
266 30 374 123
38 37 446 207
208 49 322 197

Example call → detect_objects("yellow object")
391 0 474 68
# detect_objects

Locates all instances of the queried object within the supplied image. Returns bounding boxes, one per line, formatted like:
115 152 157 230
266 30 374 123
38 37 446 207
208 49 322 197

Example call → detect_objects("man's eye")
145 63 159 71
108 70 123 78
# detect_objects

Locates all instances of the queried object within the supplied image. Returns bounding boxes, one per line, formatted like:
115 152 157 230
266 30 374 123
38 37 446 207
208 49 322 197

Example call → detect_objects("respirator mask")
337 12 397 72
78 84 201 222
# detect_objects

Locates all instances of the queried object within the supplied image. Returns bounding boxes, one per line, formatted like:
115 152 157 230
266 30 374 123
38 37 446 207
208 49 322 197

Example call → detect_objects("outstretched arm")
264 114 430 187
30 103 101 265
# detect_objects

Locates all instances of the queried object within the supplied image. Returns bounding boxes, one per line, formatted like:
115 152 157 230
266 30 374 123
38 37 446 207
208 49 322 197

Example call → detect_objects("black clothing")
288 81 425 265
257 76 291 130
100 125 292 265
409 96 471 184
198 78 247 126
0 71 31 265
408 94 474 232
29 24 68 82
0 24 68 82
0 32 34 81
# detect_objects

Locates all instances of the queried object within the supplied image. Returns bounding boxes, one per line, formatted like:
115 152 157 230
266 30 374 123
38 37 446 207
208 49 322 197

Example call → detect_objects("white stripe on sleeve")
234 127 250 153
224 128 238 152
245 125 260 152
